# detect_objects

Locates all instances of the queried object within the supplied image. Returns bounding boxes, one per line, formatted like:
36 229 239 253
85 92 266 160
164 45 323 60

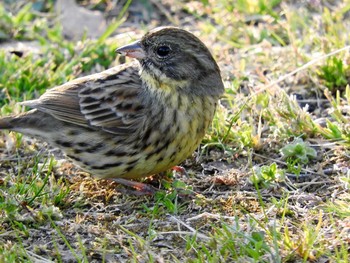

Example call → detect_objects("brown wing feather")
21 62 145 135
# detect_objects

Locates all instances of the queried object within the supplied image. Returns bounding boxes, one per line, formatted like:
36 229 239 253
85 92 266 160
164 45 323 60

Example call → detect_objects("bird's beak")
116 41 146 59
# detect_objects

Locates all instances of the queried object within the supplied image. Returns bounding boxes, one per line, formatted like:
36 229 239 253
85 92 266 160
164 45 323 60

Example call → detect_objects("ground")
0 0 350 262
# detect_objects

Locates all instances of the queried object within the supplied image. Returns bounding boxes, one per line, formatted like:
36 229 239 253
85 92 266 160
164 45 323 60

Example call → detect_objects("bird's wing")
21 62 145 135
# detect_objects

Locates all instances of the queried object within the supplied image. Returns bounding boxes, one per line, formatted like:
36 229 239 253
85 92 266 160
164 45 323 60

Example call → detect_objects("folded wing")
21 62 145 135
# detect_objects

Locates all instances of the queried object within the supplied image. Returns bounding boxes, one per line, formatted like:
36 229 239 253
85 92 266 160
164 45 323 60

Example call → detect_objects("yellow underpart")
140 68 188 92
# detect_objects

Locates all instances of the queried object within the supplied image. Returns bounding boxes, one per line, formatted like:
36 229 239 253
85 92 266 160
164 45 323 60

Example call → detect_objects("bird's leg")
171 166 188 176
109 166 187 195
111 178 158 195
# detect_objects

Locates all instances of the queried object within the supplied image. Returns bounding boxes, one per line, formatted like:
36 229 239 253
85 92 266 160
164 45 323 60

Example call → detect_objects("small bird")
0 27 224 192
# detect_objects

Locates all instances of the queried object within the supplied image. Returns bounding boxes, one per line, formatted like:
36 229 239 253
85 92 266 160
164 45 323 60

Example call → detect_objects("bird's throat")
140 66 188 93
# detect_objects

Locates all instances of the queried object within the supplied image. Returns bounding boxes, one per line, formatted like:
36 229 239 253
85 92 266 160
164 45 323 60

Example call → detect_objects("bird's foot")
111 178 157 195
171 166 188 176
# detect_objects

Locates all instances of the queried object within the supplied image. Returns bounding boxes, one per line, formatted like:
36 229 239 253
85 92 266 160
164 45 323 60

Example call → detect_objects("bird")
0 27 225 193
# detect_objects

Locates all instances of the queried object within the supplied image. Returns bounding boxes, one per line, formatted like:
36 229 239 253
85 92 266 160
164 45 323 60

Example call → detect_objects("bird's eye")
156 45 171 57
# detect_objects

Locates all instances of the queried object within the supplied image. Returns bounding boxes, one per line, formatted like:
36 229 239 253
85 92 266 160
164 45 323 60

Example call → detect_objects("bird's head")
116 27 224 95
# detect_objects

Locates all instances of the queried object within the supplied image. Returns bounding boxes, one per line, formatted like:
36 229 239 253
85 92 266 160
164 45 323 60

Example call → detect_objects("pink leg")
111 178 158 195
171 166 188 176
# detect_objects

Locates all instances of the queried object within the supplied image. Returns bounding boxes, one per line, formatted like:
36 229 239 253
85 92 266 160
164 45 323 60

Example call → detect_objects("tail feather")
0 110 46 132
0 110 62 138
0 116 13 130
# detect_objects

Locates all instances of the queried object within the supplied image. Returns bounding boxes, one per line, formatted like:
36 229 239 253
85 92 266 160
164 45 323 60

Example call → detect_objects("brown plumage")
0 27 224 180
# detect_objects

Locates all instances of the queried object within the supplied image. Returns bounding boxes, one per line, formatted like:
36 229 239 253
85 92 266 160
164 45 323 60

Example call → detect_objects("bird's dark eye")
156 46 171 57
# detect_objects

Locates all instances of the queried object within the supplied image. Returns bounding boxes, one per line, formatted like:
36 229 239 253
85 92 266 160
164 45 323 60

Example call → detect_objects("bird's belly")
58 119 205 179
88 129 202 179
56 96 215 179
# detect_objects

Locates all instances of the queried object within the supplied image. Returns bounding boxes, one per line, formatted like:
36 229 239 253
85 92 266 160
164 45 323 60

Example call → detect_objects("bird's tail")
0 110 58 138
0 116 13 130
0 110 39 131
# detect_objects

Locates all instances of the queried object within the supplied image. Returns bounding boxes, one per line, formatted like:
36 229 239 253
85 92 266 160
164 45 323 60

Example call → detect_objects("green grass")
1 0 350 262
